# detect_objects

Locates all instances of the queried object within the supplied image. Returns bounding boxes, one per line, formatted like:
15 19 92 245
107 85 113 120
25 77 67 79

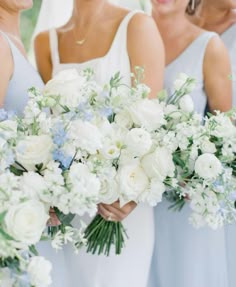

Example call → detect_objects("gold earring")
191 0 195 10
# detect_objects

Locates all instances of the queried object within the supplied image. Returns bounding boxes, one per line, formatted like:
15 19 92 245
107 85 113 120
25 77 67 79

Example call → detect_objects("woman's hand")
47 208 61 226
98 201 137 222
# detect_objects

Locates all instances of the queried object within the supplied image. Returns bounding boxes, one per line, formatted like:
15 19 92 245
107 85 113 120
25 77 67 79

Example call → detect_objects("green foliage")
20 0 42 52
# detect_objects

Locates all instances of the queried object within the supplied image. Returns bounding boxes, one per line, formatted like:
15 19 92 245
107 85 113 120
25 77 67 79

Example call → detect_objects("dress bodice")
221 23 236 107
49 10 142 86
0 32 44 116
164 32 217 116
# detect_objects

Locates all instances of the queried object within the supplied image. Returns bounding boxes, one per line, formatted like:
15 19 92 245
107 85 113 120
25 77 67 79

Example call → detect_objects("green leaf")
9 165 24 176
54 208 75 226
29 245 38 256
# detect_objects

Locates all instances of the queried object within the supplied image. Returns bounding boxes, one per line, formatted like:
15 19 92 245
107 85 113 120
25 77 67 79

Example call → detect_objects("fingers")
47 210 61 226
98 204 120 222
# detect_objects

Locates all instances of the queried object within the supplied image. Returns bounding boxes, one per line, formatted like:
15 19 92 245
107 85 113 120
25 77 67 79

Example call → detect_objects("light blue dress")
149 32 229 287
221 23 236 287
1 31 67 287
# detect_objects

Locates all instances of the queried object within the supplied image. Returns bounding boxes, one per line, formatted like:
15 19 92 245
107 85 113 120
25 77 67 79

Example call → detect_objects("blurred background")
20 0 149 53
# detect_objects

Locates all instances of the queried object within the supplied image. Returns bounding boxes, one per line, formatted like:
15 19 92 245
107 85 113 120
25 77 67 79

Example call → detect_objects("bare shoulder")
205 34 229 60
128 13 158 33
34 30 50 48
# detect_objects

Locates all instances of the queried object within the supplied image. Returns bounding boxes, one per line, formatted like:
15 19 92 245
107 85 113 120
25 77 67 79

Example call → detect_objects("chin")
16 0 33 10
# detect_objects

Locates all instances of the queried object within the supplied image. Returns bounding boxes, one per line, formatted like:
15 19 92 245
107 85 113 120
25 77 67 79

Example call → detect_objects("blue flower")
100 107 113 117
52 149 72 169
52 123 67 147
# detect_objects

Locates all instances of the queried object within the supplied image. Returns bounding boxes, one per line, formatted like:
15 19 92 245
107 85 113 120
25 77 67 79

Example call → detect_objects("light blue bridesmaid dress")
148 32 229 287
0 31 67 287
221 23 236 287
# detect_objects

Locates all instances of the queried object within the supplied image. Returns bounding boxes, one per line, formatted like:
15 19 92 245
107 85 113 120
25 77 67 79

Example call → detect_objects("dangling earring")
191 0 195 10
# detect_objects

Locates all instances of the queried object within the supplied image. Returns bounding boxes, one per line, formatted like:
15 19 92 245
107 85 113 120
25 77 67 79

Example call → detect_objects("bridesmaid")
0 0 43 114
190 2 236 287
34 1 165 286
149 0 232 287
0 2 68 286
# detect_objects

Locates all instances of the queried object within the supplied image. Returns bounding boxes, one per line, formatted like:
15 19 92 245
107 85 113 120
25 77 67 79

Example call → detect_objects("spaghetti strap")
49 28 60 67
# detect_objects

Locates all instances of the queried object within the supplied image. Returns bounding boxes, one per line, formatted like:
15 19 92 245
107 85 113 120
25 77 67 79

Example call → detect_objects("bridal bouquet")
0 110 52 286
158 74 236 229
35 68 200 255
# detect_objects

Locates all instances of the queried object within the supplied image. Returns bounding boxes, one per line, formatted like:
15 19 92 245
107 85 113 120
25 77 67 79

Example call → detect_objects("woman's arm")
34 31 52 84
0 35 13 106
128 13 165 98
203 35 232 113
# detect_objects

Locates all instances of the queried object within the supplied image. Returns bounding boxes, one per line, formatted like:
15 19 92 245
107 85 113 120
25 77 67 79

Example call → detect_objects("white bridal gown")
221 23 236 287
49 10 154 287
148 32 229 287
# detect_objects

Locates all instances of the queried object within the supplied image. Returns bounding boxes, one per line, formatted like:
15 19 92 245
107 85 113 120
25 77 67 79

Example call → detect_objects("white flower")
115 109 133 129
205 213 224 230
139 178 165 206
194 153 222 179
179 94 194 113
200 139 217 154
125 128 152 157
27 256 52 287
21 172 50 203
43 69 86 111
189 213 206 229
16 135 53 171
4 200 49 245
164 104 182 119
141 147 175 180
128 99 166 131
173 73 195 93
68 120 102 154
0 268 14 287
117 160 149 205
0 120 17 140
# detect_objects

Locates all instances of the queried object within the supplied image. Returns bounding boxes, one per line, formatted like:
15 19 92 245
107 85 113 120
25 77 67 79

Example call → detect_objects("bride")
33 0 164 286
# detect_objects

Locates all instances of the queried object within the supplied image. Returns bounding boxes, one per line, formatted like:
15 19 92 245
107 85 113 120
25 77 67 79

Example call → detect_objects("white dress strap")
108 10 144 55
49 28 60 67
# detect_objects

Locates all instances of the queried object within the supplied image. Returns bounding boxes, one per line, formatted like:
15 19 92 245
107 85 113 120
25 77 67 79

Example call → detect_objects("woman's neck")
71 0 107 26
152 11 191 44
193 3 233 31
0 8 19 36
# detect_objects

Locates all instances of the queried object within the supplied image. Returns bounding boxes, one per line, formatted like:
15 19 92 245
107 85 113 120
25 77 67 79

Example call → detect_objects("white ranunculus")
16 135 53 171
194 153 222 179
125 128 152 157
128 99 166 131
141 147 175 180
115 109 133 129
100 144 121 159
139 178 165 206
43 69 85 110
4 200 49 245
179 94 194 113
27 256 52 287
117 160 149 205
68 120 102 154
201 139 217 154
21 172 50 203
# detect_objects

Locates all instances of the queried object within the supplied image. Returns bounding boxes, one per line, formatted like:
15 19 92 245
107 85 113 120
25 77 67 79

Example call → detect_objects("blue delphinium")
52 123 67 147
52 149 72 170
0 109 15 121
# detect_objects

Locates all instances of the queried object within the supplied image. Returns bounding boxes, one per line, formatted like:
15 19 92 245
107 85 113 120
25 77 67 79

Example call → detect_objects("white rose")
4 200 49 245
128 99 166 131
115 109 133 129
117 160 149 205
179 94 194 113
125 128 152 157
27 256 52 287
194 153 222 179
43 69 85 110
141 147 175 180
139 178 165 206
16 135 53 171
68 120 102 154
201 139 217 154
99 173 119 204
21 172 50 203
